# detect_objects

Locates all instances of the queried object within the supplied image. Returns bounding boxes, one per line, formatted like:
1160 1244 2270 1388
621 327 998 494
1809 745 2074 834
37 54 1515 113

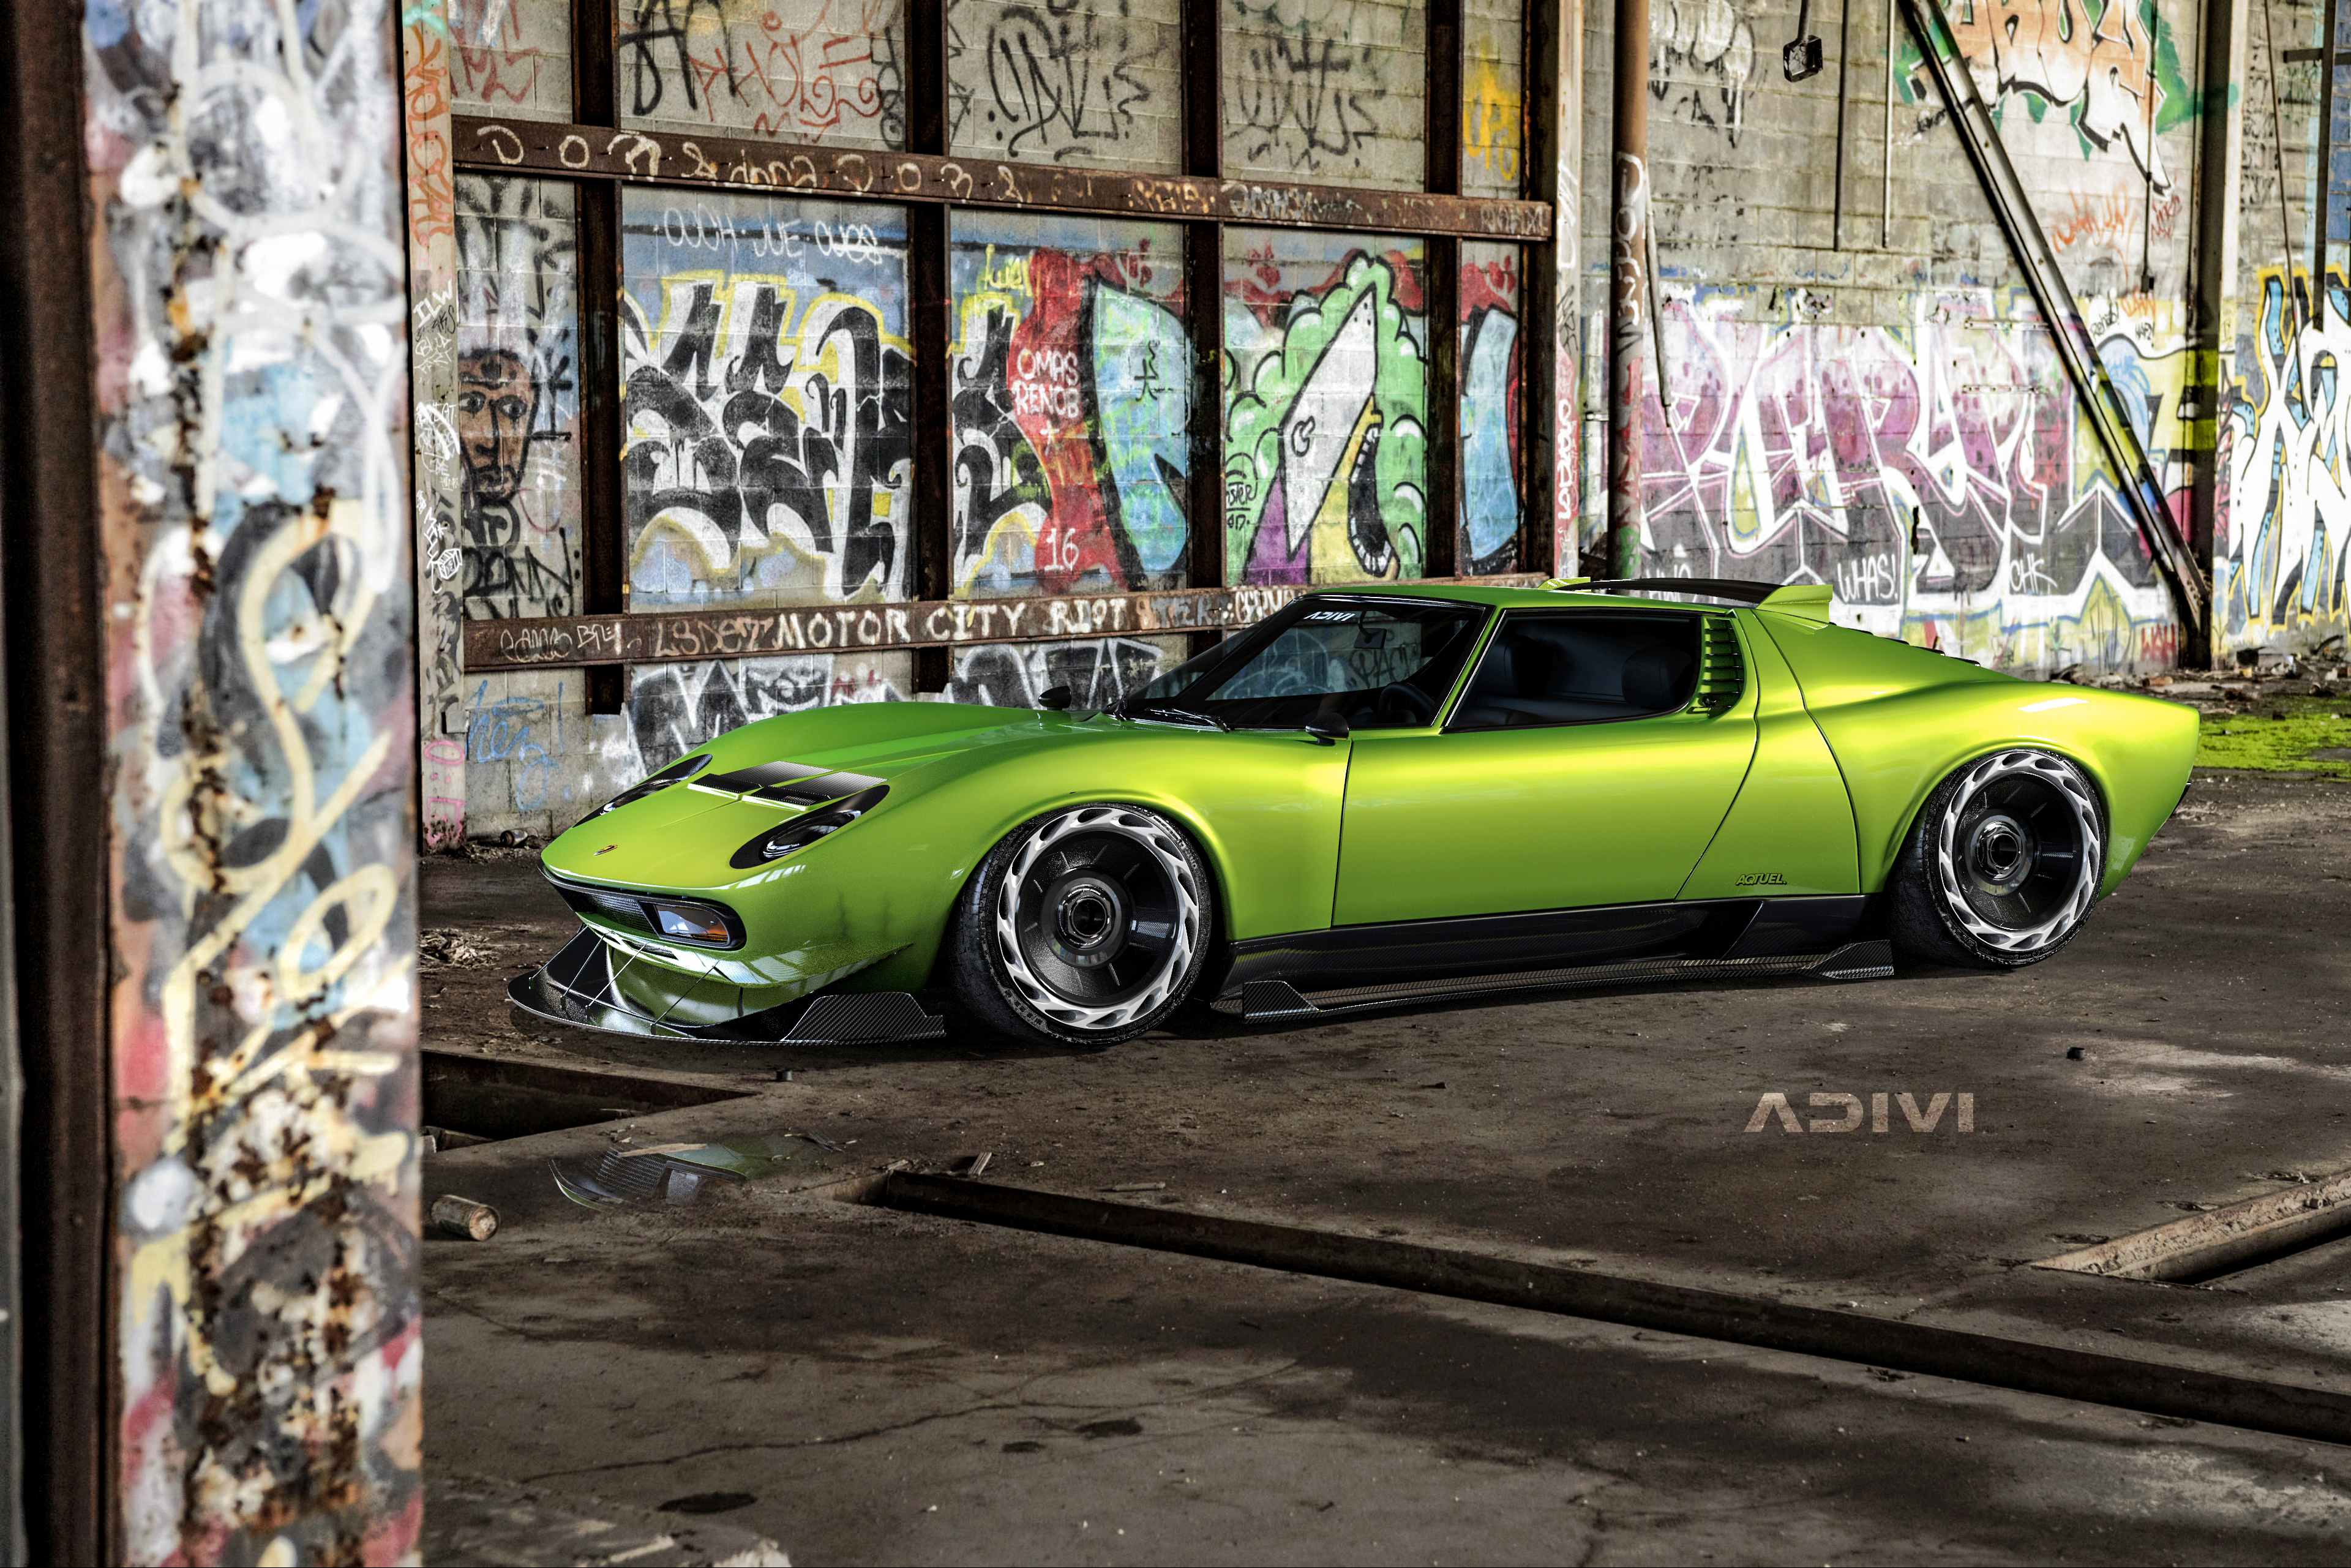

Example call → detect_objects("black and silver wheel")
951 804 1213 1047
1890 749 2105 969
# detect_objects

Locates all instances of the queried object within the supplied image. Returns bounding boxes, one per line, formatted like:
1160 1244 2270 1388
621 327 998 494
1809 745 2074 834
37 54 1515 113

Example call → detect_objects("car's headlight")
593 752 709 817
729 786 888 869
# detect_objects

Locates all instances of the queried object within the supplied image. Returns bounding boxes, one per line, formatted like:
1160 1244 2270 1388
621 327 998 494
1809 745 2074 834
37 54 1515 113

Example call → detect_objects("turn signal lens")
729 786 889 869
652 904 730 943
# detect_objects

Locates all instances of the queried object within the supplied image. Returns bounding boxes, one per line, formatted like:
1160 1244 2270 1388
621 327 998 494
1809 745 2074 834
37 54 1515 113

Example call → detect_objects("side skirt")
1211 896 1888 1021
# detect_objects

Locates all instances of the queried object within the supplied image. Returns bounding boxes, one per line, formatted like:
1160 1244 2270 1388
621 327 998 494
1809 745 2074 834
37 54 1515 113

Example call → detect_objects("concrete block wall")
2220 0 2347 659
1579 0 2207 676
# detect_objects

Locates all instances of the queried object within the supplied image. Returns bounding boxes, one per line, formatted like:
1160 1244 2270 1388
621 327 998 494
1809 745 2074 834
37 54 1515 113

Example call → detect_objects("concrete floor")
420 770 2351 1564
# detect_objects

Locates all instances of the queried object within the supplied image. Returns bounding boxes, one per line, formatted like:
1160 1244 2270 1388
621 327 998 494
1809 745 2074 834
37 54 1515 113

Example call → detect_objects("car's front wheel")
1889 748 2106 969
951 804 1213 1048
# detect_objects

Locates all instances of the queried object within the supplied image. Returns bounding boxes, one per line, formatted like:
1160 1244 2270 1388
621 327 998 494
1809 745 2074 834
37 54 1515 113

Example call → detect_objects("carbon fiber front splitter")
508 928 947 1045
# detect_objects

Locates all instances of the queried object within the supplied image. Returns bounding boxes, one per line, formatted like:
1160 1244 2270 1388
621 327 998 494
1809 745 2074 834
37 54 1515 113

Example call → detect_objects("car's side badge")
594 844 617 856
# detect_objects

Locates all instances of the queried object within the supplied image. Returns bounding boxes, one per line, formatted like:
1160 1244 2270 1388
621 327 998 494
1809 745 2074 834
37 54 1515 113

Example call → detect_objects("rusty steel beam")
449 115 1553 241
462 576 1546 672
0 0 111 1555
1607 0 1651 578
2184 0 2246 668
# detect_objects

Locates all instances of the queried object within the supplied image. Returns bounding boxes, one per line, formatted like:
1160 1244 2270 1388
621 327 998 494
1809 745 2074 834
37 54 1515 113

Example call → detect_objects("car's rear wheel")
1889 749 2105 969
951 804 1213 1048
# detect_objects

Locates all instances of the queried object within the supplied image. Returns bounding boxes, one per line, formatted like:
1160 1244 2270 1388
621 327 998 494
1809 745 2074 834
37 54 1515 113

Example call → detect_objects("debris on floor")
550 1149 751 1210
421 928 495 967
432 1195 501 1241
422 1471 788 1567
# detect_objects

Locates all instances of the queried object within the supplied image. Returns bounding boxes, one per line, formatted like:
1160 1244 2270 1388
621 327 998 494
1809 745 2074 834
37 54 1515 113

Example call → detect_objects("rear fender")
1807 685 2197 894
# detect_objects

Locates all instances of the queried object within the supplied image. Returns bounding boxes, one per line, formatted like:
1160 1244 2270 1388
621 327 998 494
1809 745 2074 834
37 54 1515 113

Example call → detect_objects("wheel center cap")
1053 878 1127 961
1967 812 2036 891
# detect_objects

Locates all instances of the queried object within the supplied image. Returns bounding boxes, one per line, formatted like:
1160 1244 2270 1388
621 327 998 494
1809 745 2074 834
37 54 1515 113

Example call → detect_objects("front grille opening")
421 1049 751 1144
546 872 743 948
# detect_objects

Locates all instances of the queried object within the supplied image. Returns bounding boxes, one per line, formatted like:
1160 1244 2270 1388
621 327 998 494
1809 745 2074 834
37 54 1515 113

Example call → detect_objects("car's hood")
542 699 1110 889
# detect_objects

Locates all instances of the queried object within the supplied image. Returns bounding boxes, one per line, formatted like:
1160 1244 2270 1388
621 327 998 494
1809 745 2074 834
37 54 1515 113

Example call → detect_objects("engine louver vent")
1692 617 1746 712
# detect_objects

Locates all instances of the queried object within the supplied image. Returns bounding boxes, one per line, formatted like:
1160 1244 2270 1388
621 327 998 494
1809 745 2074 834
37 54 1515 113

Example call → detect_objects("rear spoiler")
1539 577 1836 621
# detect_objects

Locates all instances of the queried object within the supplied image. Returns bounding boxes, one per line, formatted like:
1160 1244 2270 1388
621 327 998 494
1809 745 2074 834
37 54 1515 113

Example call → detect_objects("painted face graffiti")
458 346 538 503
451 173 584 621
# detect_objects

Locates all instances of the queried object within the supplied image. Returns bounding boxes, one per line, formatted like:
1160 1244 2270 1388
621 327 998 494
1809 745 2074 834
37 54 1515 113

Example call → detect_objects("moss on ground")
2197 695 2351 776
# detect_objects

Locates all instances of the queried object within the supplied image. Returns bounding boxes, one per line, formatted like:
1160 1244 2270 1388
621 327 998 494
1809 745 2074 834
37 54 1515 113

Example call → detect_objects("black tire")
950 803 1214 1048
1889 749 2107 969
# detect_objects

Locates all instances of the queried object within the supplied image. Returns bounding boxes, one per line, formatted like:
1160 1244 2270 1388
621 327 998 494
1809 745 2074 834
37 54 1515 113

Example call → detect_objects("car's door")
1332 609 1758 925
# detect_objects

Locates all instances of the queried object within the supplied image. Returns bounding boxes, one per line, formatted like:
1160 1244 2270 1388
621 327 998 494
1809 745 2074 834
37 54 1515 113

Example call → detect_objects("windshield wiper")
1120 700 1229 730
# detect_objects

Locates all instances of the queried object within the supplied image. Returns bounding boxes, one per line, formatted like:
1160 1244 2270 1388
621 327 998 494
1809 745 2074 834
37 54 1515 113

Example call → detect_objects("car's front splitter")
508 927 946 1045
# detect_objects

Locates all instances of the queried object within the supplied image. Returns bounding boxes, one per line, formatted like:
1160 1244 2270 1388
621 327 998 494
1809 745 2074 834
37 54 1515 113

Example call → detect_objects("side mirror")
1303 711 1350 745
1037 685 1073 711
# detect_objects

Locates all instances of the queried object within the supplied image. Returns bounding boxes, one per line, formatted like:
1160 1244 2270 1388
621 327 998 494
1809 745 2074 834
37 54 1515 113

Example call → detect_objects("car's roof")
1298 582 1755 613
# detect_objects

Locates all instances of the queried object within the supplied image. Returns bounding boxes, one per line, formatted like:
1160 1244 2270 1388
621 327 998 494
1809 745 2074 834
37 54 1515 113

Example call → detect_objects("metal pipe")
1834 0 1854 249
2319 0 2339 289
2266 0 2300 322
2139 9 2158 293
1607 0 1651 576
1882 0 1895 246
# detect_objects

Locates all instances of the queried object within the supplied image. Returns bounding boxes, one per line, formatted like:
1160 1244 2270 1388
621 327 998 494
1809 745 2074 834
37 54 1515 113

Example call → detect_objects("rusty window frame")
454 0 1550 678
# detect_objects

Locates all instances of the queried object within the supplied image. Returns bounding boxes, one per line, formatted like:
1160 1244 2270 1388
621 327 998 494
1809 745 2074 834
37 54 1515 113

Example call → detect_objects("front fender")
691 715 1350 995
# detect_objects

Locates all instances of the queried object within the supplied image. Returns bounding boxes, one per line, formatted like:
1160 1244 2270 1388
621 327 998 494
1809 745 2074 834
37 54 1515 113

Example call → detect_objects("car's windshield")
1135 598 1488 730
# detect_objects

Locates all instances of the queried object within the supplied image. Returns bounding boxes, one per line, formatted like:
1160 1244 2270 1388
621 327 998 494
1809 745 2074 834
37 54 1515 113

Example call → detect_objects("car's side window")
1450 612 1704 730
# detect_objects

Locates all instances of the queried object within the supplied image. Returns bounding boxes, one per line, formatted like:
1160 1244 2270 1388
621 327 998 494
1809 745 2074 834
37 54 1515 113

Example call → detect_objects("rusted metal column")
2186 0 2248 669
81 0 424 1558
1607 0 1652 578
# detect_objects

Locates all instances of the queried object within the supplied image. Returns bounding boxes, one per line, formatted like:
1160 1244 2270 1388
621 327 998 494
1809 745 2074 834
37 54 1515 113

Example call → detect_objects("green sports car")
511 578 2199 1049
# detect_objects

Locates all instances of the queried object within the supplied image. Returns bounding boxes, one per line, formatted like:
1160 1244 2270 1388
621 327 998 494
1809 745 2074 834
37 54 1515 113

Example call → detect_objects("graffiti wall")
1929 0 2199 299
450 174 585 621
1224 228 1431 583
947 636 1184 707
948 0 1183 170
1637 286 2181 673
1460 241 1524 572
621 190 915 609
1648 0 1758 145
620 0 907 147
951 212 1191 597
2221 269 2351 655
91 0 421 1555
447 0 574 121
459 652 910 839
1463 0 1524 197
1224 0 1428 188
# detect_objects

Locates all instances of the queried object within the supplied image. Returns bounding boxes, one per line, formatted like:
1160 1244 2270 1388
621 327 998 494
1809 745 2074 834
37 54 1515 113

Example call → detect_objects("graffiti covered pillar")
405 1 468 848
81 0 424 1559
1531 0 1586 573
1607 0 1651 578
